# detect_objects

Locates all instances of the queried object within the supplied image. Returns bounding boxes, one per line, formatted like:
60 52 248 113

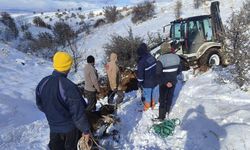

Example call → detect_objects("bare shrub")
77 21 90 34
224 1 250 88
175 0 182 19
52 22 76 47
23 31 33 41
94 18 106 28
131 1 155 24
23 32 56 58
36 32 54 49
104 28 143 68
16 16 30 32
52 22 81 72
147 32 164 48
103 6 120 23
78 14 85 21
20 23 30 32
0 12 19 39
88 11 94 19
2 28 16 41
33 16 47 28
194 0 208 9
71 13 76 18
56 13 63 19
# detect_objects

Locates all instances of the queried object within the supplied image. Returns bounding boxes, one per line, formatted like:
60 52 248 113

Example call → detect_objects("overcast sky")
0 0 144 12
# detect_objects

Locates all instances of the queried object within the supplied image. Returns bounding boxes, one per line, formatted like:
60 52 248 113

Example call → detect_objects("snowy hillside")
0 0 250 149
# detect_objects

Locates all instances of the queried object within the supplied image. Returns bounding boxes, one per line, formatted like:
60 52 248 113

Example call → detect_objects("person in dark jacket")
156 42 182 120
137 43 159 111
36 51 90 150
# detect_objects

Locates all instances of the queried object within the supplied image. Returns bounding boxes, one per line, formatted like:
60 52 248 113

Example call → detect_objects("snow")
0 0 250 149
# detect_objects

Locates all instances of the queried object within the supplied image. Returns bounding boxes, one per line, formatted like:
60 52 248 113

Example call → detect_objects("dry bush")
147 32 164 48
88 11 95 19
71 13 76 18
23 31 33 41
77 21 90 34
224 0 250 88
94 18 106 28
175 0 182 19
103 6 120 23
52 22 76 47
104 28 143 68
131 1 155 24
0 12 19 39
78 14 85 21
33 16 48 28
194 0 207 9
32 32 55 50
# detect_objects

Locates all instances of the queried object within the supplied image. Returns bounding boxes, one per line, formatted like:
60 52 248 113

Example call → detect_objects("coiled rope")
151 118 181 138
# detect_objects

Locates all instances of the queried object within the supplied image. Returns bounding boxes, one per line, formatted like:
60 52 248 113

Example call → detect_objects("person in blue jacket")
136 43 159 111
36 51 90 150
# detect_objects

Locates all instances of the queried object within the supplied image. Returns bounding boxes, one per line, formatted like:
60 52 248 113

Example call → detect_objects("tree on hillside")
33 16 47 28
104 28 143 68
0 12 19 40
88 11 95 19
103 6 120 23
224 0 250 88
131 1 155 24
175 0 182 19
52 22 81 72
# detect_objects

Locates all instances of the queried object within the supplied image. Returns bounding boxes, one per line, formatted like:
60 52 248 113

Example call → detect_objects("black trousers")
48 128 81 150
159 83 176 119
107 90 115 104
108 90 124 104
84 90 97 111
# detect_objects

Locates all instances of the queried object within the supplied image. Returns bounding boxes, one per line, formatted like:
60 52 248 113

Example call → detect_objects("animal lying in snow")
86 104 119 134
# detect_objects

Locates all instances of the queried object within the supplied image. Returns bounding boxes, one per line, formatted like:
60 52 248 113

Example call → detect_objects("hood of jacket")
137 43 148 57
110 53 117 63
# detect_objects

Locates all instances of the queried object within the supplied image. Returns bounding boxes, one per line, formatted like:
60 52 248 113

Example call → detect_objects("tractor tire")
198 48 222 67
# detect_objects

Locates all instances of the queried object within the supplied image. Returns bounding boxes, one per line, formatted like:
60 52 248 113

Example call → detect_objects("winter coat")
136 44 158 88
156 53 182 85
106 53 120 91
36 70 90 134
84 63 100 92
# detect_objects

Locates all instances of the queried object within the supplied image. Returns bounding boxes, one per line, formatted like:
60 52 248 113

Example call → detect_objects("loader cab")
170 15 214 55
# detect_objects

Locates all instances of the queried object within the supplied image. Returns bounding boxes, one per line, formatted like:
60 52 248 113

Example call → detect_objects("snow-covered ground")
0 0 249 149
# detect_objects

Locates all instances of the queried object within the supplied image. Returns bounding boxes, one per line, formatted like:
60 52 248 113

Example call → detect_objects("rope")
151 118 181 138
77 135 106 150
90 135 106 150
77 136 92 150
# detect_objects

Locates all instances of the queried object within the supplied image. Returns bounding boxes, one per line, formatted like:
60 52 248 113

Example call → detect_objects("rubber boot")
151 99 155 110
143 102 150 111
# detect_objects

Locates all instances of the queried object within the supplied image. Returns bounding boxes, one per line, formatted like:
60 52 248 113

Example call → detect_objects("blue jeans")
143 85 159 104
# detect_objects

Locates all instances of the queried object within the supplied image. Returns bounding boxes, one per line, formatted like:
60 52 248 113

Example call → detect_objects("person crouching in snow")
84 55 100 111
105 52 124 105
36 51 90 150
136 43 159 111
156 42 182 120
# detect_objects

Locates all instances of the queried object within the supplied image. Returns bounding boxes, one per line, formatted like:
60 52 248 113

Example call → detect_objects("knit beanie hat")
137 43 148 56
87 55 95 63
53 51 73 72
